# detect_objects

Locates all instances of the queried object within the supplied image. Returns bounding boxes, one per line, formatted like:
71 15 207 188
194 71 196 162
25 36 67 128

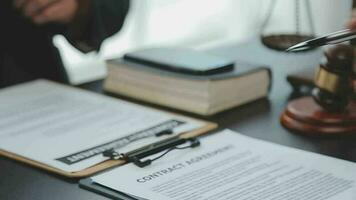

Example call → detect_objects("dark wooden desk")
1 40 355 200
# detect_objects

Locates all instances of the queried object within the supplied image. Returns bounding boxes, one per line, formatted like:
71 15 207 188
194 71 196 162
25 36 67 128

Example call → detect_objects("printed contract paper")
0 80 203 172
92 130 356 200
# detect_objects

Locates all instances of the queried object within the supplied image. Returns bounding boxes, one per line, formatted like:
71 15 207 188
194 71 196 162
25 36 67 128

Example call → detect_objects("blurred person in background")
0 0 129 87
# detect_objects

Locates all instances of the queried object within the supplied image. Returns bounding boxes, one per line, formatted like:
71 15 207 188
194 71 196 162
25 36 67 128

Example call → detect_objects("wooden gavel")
312 45 355 112
281 44 356 136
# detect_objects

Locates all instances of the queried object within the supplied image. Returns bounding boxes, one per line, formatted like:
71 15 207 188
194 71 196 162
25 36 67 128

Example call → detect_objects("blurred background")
53 0 353 85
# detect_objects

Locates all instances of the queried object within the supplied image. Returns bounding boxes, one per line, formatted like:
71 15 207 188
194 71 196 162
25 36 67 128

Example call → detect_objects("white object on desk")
0 80 204 173
92 129 356 200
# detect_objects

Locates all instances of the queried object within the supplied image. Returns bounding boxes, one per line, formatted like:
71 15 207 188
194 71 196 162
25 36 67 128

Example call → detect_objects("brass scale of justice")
260 0 356 136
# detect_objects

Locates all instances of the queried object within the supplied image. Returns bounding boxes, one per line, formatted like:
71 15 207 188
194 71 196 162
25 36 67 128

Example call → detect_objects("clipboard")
0 80 217 179
0 113 217 178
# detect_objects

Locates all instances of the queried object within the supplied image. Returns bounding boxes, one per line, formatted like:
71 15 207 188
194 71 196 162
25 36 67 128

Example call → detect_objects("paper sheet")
92 130 356 200
0 80 204 172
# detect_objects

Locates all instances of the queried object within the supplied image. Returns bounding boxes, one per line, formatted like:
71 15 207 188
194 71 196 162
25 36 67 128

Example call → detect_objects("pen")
287 29 356 52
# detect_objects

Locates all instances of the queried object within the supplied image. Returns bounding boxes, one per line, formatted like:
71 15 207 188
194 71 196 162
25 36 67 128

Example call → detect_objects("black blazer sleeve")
66 0 130 52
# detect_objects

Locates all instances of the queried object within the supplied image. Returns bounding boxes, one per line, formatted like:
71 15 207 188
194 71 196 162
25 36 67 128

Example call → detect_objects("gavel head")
312 44 354 112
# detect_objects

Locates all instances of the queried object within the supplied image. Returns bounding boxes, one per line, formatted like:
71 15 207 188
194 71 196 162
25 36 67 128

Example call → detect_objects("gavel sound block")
281 45 356 136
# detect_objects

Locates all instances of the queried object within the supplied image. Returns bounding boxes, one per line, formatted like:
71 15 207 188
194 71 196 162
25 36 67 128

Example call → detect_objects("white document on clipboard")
0 80 205 173
91 130 356 200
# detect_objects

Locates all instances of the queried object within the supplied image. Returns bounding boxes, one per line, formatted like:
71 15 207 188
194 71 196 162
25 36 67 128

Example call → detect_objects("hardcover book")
104 53 271 115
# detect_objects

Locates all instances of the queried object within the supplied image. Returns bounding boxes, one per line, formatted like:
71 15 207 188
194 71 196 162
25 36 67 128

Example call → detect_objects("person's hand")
347 9 356 30
14 0 79 25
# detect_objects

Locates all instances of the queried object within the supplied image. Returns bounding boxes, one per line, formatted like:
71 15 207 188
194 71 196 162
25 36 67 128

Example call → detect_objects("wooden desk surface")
1 39 355 200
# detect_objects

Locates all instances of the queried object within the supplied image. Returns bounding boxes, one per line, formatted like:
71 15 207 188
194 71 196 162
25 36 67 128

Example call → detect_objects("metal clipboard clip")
103 136 200 168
